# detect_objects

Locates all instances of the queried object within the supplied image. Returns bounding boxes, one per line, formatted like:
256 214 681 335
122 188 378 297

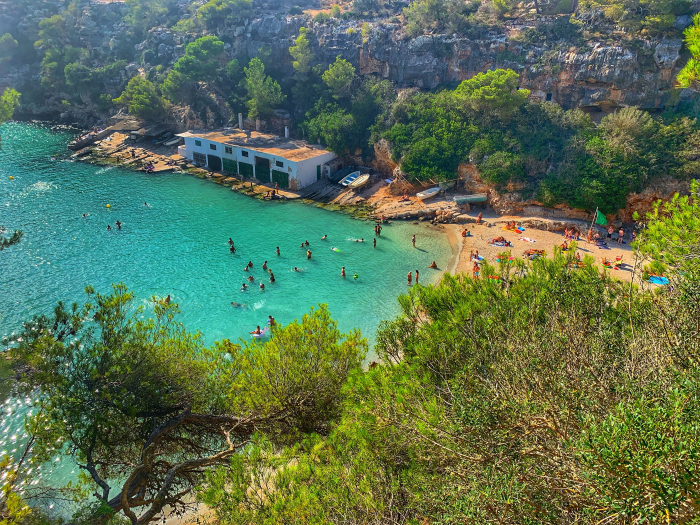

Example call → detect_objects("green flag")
594 210 607 226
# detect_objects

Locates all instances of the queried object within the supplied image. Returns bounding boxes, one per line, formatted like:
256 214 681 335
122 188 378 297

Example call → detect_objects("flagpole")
587 207 598 245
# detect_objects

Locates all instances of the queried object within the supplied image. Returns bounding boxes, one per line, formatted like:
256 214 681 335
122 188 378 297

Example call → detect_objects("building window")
276 160 284 168
225 146 232 155
546 93 552 101
210 144 217 151
241 151 249 157
195 140 202 147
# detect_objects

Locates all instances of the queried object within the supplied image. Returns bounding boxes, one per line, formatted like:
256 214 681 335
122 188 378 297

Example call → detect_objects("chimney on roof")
255 119 261 132
238 113 243 130
284 126 289 138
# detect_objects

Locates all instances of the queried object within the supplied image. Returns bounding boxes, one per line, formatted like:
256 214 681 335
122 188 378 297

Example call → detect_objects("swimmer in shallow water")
322 235 327 240
429 261 438 269
353 273 358 279
269 272 275 283
259 282 265 290
247 276 254 282
307 250 312 259
268 315 275 326
305 240 310 246
82 213 87 218
276 246 280 256
251 325 262 335
116 221 122 230
231 302 247 308
230 245 236 254
107 225 112 230
241 283 248 291
262 261 268 270
293 267 299 272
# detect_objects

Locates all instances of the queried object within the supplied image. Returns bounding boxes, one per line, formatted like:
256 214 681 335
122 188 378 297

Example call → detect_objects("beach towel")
471 255 484 261
649 276 669 285
517 227 525 232
489 242 507 247
519 237 536 243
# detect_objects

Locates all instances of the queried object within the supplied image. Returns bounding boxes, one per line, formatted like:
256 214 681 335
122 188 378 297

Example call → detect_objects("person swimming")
231 302 247 308
107 225 112 230
241 283 248 291
115 221 122 230
247 276 254 282
353 273 358 279
322 235 327 240
82 213 87 218
259 282 265 290
144 202 149 206
300 242 304 248
247 261 253 268
293 267 299 272
243 265 249 271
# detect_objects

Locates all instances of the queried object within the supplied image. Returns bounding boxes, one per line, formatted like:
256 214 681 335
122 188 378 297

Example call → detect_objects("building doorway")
255 156 270 183
207 155 222 171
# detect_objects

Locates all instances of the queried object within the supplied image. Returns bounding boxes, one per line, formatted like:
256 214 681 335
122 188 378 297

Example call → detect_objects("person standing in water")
164 294 171 305
262 261 268 270
230 245 236 254
259 283 265 290
268 315 275 326
407 271 412 285
228 238 234 247
307 250 312 259
276 246 280 256
412 234 416 248
305 240 310 246
269 272 275 283
415 269 419 283
247 261 253 269
341 266 346 277
322 235 327 240
373 238 376 248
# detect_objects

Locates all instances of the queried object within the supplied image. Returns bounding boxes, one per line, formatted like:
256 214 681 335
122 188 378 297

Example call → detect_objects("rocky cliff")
1 0 695 126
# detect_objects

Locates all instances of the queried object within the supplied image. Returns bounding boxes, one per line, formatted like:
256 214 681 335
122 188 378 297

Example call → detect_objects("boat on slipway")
416 187 441 201
348 174 370 189
339 171 361 186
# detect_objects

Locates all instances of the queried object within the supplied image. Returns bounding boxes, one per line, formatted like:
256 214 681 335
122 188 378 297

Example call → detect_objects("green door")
316 165 321 181
239 162 254 179
222 158 238 175
271 170 289 189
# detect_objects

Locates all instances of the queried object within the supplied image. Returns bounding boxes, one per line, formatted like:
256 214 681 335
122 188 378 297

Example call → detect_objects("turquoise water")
0 121 451 349
0 122 451 506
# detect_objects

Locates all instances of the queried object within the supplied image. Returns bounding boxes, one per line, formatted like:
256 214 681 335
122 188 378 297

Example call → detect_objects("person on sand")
307 250 312 259
262 261 268 270
607 225 614 239
472 262 479 279
415 269 419 284
477 212 482 224
341 266 346 277
475 250 480 259
322 235 327 240
276 246 280 256
429 261 438 269
461 229 468 237
412 234 416 248
373 238 376 248
618 228 624 244
259 282 265 290
407 271 412 285
587 229 593 244
268 315 275 326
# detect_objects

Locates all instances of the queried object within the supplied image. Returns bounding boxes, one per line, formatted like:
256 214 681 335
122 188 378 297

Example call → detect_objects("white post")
238 113 243 129
284 126 289 138
256 119 260 132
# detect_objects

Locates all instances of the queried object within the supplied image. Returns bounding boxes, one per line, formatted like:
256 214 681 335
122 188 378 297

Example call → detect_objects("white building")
177 129 337 191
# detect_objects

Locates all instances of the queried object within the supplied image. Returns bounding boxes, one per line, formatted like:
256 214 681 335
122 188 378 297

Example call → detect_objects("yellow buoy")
106 204 111 208
9 176 13 179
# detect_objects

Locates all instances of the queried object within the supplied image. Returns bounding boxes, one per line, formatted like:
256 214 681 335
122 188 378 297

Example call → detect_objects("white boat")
339 171 360 186
348 174 370 189
416 187 440 200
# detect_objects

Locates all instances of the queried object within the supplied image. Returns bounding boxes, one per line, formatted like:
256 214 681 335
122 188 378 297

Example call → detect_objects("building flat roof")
177 129 333 162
